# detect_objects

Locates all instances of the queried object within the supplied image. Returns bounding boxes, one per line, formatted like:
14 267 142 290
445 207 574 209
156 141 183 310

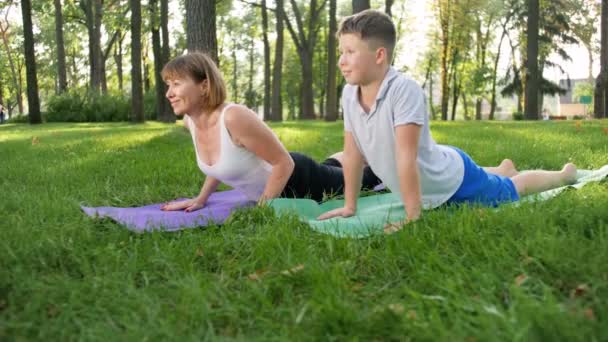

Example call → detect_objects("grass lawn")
1 119 607 340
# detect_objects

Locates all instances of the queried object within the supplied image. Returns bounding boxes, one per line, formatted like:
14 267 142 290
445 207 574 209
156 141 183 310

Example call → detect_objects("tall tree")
385 0 394 17
54 0 68 93
113 30 124 91
352 0 370 13
151 0 171 122
0 6 24 114
186 0 218 63
524 0 539 120
284 0 327 119
594 0 607 118
325 0 338 121
261 0 271 120
131 0 144 122
21 0 41 123
270 0 284 121
80 0 103 93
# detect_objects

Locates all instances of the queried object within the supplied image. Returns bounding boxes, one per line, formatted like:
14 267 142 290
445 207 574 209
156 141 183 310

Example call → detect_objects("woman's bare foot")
561 163 578 184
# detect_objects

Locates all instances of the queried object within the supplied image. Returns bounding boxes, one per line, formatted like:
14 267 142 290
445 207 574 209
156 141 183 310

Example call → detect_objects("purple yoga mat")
81 190 255 232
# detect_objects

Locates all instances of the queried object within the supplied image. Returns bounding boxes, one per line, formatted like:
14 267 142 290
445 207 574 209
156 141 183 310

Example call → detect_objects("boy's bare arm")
318 132 364 220
395 124 422 221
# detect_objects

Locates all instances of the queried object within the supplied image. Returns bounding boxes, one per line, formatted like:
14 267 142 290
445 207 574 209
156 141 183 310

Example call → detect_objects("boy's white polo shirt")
343 67 465 209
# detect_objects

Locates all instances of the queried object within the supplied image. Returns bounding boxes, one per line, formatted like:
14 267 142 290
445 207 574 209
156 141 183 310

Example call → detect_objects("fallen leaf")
32 136 39 145
583 308 595 321
515 274 528 286
248 269 268 281
407 310 417 320
195 248 204 257
383 221 404 234
603 127 608 135
351 282 364 292
570 284 589 299
281 264 305 276
388 303 404 314
47 304 60 318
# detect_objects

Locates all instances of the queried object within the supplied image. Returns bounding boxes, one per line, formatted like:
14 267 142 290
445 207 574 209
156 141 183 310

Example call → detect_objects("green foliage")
512 111 524 120
573 82 595 103
46 91 130 122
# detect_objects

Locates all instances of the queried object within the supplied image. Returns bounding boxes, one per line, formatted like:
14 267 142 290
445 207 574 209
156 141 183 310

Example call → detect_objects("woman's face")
165 75 206 116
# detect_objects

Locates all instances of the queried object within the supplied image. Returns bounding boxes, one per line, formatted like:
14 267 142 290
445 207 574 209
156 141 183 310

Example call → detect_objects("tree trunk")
585 43 594 83
352 0 370 13
114 32 124 91
21 0 41 123
489 25 507 120
594 0 607 118
161 0 170 63
0 19 24 114
186 0 218 64
284 0 324 120
385 0 394 17
231 40 238 102
131 0 144 123
261 0 271 120
300 50 315 119
325 0 338 121
270 0 284 121
475 98 482 120
82 0 103 93
524 0 539 120
54 0 67 93
439 1 451 121
246 37 256 109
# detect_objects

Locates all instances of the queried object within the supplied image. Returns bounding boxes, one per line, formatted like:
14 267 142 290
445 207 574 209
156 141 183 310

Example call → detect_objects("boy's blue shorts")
447 147 519 207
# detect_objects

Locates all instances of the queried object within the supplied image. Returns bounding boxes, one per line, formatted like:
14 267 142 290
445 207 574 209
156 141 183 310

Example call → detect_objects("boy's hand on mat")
160 198 206 212
317 207 355 220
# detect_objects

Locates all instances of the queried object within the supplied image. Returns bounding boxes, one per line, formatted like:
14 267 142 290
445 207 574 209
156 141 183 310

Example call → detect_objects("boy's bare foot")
561 163 577 184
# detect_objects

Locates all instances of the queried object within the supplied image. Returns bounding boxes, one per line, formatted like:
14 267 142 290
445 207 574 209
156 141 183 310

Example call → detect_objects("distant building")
558 78 594 117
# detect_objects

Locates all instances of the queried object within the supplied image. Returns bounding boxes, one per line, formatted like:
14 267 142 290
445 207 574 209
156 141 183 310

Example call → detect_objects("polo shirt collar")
351 67 399 114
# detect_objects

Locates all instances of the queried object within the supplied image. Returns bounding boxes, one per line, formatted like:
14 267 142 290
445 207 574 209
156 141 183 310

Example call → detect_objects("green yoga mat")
269 165 608 238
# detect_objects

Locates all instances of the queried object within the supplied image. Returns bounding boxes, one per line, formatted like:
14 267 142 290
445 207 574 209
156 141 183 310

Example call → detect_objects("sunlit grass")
1 119 607 340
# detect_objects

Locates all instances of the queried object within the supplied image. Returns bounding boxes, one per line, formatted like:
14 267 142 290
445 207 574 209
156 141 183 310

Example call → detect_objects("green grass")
1 119 607 341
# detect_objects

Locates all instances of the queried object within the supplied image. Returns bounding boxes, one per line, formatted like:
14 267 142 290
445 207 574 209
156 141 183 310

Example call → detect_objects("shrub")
512 112 524 120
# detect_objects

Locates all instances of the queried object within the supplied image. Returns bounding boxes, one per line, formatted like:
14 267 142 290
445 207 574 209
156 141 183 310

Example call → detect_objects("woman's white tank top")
184 104 272 201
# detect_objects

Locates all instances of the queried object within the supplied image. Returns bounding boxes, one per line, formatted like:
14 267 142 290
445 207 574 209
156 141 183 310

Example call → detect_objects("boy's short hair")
162 51 227 112
337 9 396 63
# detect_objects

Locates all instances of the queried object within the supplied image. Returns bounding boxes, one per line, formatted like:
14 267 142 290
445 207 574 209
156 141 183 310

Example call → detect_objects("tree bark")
524 0 539 120
325 0 338 121
114 32 123 91
284 0 326 119
131 0 144 122
0 18 24 114
352 0 370 13
385 0 394 17
21 0 41 123
594 0 607 118
270 0 284 121
489 22 508 120
54 0 68 93
260 0 271 120
186 0 218 64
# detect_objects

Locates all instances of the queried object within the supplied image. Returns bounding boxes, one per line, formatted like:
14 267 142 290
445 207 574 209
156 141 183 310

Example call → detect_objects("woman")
160 52 381 212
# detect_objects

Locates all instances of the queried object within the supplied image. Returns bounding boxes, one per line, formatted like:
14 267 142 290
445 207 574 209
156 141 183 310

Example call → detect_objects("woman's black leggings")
280 152 382 202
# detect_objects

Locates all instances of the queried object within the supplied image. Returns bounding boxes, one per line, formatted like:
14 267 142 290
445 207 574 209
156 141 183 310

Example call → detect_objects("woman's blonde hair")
162 52 227 112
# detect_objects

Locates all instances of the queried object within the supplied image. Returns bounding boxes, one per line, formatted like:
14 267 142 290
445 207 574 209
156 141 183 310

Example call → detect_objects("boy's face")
338 33 386 86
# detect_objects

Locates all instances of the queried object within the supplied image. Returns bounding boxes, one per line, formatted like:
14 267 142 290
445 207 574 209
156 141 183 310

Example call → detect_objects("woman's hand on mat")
160 198 206 212
317 206 355 220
